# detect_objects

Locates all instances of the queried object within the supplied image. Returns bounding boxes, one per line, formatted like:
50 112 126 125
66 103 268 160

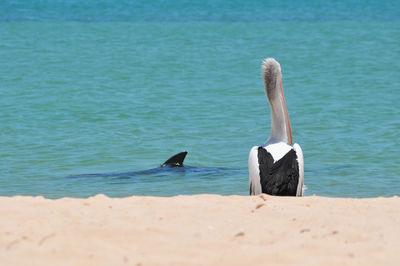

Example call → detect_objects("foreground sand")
0 194 399 265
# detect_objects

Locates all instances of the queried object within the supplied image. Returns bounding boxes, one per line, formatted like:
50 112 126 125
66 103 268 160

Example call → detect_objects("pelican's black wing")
257 147 299 196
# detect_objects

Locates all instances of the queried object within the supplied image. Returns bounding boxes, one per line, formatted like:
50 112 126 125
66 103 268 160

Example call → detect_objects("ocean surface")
1 0 399 198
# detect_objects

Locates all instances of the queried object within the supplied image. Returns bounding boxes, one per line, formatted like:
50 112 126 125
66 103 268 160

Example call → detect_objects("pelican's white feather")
264 141 292 163
293 143 304 196
248 146 261 195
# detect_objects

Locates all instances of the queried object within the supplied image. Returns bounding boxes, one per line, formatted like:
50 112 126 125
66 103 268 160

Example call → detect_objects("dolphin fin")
161 151 188 167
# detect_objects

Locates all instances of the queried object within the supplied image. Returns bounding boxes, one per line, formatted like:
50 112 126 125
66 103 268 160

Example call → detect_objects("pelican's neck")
267 82 292 145
262 58 293 146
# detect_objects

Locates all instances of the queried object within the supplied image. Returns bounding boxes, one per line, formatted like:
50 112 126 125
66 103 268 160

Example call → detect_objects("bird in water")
248 58 304 196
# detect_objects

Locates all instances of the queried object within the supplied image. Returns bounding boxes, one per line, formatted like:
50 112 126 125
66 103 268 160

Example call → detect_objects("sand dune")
0 194 399 265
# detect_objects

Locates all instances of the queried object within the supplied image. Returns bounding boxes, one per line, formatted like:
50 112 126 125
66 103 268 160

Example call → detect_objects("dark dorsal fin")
161 151 188 167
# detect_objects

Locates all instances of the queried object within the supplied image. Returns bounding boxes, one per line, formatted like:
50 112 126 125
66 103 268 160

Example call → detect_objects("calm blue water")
1 0 399 198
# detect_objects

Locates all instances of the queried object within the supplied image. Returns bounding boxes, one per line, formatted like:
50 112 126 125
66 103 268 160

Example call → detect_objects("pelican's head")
262 58 293 145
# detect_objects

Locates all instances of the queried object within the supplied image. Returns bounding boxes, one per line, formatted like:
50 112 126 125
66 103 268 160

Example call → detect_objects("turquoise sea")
1 0 399 198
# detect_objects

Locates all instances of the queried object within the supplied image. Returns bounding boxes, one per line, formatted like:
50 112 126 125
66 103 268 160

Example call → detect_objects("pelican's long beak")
280 80 293 145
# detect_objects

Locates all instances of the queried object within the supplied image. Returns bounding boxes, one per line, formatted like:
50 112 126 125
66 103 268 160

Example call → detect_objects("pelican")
248 58 304 196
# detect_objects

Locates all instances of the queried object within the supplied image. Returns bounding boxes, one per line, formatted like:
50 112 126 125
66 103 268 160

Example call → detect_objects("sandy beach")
0 194 399 265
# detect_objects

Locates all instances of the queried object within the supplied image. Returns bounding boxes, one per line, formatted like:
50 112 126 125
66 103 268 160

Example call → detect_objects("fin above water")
161 151 188 167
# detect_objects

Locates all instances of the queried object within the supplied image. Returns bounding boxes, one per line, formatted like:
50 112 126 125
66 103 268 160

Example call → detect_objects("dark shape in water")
160 151 187 167
66 151 242 179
